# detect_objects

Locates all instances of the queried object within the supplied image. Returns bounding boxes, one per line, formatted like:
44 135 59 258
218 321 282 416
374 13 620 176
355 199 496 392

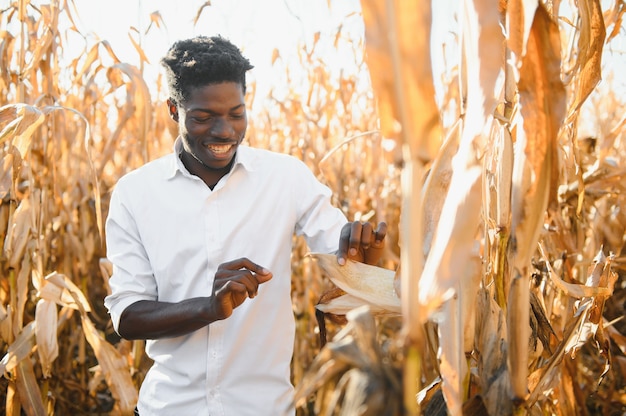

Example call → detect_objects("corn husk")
310 253 400 314
34 299 58 378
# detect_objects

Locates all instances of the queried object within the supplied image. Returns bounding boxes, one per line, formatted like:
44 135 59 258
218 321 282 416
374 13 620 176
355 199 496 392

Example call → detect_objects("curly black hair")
160 35 254 105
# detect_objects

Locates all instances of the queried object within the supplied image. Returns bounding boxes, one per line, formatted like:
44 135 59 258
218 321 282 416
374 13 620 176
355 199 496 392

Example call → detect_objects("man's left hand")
336 221 387 266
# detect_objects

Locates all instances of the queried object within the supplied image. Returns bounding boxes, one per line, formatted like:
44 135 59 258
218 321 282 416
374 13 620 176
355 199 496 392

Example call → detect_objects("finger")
215 269 259 297
237 270 260 298
348 221 363 256
373 222 387 245
336 223 352 265
214 281 248 319
218 257 271 276
360 222 374 249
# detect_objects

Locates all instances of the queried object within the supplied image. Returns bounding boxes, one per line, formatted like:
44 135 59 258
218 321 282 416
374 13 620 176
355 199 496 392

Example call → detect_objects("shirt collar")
166 137 256 180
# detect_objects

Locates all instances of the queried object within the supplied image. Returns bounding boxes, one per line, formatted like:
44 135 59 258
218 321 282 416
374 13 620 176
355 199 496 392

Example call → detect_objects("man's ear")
167 99 179 123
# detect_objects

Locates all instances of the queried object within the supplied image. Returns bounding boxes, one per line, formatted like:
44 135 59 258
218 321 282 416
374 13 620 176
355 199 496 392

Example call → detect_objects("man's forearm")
117 297 219 340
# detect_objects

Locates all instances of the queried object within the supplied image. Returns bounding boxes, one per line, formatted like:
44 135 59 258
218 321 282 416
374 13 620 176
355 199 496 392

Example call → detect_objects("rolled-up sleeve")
103 182 157 334
293 161 347 253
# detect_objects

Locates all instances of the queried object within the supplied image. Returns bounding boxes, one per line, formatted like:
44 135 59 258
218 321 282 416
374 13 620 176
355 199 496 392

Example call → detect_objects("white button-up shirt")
104 139 347 415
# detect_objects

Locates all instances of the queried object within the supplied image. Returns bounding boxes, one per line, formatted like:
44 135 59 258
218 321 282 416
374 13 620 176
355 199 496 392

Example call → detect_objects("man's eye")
230 113 245 119
192 117 211 123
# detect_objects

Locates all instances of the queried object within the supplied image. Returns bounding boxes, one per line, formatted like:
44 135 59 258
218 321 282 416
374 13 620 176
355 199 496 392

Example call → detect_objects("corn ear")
310 253 401 314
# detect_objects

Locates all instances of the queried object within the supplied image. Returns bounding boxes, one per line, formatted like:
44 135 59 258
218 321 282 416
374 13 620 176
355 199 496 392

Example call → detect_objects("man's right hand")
211 258 273 320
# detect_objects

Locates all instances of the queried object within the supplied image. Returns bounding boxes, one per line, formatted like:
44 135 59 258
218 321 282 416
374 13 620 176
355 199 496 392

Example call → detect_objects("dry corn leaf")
4 196 34 268
604 0 626 43
418 163 482 316
421 120 462 259
14 254 32 334
34 299 58 378
0 304 12 344
310 253 401 314
511 3 564 272
506 0 539 59
38 271 92 313
437 297 467 416
128 31 150 64
15 358 46 416
22 13 55 75
0 321 35 376
76 43 102 81
0 302 7 322
436 250 481 415
145 10 166 34
294 306 399 414
506 7 565 399
474 289 512 416
567 0 606 119
565 250 618 357
81 315 138 414
460 0 504 142
527 250 618 407
539 243 615 298
0 104 45 156
360 0 442 162
99 258 113 295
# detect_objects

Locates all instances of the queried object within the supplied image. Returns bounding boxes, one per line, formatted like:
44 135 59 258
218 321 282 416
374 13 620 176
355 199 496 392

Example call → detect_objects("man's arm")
117 258 272 340
118 297 217 340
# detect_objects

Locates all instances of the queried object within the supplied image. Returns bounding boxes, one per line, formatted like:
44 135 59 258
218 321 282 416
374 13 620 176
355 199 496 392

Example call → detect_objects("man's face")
171 82 247 173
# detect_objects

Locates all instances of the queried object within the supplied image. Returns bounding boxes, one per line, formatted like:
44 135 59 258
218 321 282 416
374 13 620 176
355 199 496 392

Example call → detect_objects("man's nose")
210 118 234 138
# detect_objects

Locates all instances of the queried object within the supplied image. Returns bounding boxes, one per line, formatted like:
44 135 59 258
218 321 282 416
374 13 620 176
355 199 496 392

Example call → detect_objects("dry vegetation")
0 0 624 415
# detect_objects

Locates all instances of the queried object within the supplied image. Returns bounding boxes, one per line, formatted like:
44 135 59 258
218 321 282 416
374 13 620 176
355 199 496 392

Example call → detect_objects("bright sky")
68 0 456 105
70 0 371 101
66 0 625 137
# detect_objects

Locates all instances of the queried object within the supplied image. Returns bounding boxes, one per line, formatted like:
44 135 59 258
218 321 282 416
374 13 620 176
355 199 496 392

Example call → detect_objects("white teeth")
207 144 232 154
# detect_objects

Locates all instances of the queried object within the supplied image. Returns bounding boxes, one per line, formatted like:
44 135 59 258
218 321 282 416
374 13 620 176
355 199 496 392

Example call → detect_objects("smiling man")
103 35 386 415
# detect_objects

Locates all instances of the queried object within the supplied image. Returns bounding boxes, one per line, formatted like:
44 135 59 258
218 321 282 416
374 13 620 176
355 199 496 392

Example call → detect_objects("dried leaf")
35 299 59 378
15 358 46 416
475 289 512 416
38 272 92 313
566 0 606 119
360 0 442 162
0 322 35 376
418 163 482 315
421 120 462 259
4 197 34 268
0 104 44 158
511 3 565 271
82 316 138 414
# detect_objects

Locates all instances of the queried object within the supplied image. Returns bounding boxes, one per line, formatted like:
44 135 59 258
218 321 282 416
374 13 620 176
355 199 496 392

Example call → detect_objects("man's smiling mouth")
206 144 234 154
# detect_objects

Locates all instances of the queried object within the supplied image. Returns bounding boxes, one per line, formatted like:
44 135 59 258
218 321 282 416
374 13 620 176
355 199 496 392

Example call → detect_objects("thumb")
255 269 273 284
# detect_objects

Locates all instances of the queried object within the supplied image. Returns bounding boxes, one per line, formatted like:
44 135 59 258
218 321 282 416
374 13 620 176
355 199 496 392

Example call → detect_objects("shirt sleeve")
293 160 347 253
103 181 158 334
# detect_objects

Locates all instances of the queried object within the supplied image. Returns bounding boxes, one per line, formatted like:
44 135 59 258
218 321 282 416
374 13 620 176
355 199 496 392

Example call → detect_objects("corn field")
0 0 625 415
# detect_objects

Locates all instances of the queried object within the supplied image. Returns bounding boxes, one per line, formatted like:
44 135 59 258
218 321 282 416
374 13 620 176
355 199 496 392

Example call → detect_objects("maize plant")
306 0 626 415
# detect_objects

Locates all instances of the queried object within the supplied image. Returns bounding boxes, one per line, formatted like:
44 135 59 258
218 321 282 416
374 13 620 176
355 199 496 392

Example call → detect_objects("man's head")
161 35 254 105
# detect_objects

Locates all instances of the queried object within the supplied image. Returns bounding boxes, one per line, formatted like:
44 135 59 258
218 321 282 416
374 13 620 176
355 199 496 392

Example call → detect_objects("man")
104 35 386 415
